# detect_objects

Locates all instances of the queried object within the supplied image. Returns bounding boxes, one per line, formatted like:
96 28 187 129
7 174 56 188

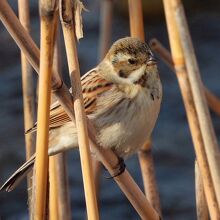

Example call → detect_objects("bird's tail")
0 154 35 192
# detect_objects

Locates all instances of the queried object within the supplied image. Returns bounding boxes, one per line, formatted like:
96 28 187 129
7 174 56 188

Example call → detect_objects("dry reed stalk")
162 2 220 219
0 1 160 219
128 0 162 215
138 140 161 216
17 0 36 218
150 39 220 117
60 0 99 219
49 157 59 220
171 0 220 209
51 29 71 220
195 161 209 220
34 1 58 219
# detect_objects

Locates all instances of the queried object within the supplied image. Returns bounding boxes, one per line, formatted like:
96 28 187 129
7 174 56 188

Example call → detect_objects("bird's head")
103 37 157 83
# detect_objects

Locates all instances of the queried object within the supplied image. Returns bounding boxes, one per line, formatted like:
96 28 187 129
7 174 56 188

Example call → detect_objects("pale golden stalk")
150 38 220 117
0 1 160 219
162 1 220 218
51 29 71 220
171 0 220 209
18 0 36 218
128 0 162 216
49 157 59 220
60 0 99 219
195 161 209 220
34 0 58 219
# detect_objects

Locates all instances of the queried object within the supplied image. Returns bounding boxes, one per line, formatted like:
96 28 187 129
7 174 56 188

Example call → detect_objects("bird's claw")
105 157 126 179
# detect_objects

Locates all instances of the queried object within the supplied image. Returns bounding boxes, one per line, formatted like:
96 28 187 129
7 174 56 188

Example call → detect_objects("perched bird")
1 37 162 191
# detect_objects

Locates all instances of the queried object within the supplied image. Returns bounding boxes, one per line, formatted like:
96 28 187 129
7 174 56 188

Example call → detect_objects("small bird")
1 37 162 191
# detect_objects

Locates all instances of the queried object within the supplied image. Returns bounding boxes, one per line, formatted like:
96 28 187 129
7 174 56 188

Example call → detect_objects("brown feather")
25 68 113 134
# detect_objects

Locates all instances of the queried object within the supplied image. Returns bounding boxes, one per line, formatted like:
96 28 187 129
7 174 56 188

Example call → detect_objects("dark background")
0 0 220 219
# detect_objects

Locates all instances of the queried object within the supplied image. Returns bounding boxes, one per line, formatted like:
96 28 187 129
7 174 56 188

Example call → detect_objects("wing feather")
26 68 113 133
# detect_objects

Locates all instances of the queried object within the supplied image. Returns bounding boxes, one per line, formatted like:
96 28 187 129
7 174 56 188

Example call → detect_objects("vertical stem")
138 141 161 216
60 0 99 219
49 157 59 220
162 2 220 219
50 29 71 220
34 1 58 219
195 161 209 220
128 0 161 215
171 0 220 209
18 0 36 218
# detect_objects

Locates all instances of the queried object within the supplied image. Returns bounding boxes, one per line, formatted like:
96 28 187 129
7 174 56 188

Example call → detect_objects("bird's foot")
105 157 126 179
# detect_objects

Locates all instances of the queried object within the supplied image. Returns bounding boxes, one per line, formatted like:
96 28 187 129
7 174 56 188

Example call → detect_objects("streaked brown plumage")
1 37 162 191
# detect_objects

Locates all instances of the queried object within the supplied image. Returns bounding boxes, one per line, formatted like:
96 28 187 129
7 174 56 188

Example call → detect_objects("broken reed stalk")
93 0 114 198
17 0 36 218
60 0 99 219
128 0 162 215
34 1 58 219
150 39 220 117
51 28 71 220
162 2 220 219
0 1 160 219
171 0 220 209
195 161 209 220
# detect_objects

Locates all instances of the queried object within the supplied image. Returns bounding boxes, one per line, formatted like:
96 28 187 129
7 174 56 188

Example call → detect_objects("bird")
0 37 162 192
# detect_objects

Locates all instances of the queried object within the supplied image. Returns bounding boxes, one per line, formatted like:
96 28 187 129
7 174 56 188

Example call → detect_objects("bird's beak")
146 56 157 66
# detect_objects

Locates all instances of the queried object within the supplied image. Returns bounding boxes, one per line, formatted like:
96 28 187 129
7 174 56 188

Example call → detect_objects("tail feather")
1 154 36 192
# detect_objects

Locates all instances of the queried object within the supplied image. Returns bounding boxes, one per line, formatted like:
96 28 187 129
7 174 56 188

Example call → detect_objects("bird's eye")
128 59 137 65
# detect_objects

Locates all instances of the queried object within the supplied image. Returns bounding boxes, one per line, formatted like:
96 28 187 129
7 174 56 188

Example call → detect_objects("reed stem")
162 2 220 218
171 0 220 209
34 1 58 219
60 0 99 219
195 161 209 220
18 0 36 218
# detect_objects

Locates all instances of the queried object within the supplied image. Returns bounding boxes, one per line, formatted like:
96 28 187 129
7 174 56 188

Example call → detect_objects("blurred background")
0 0 220 219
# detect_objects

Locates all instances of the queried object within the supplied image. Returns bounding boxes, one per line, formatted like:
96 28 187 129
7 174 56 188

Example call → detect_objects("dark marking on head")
118 70 127 78
151 93 155 101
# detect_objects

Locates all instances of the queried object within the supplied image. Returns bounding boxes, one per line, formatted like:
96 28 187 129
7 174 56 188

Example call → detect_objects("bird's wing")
26 68 113 133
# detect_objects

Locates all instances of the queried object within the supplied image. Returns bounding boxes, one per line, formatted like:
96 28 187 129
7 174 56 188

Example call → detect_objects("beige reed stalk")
93 0 114 197
128 0 162 215
60 0 99 219
150 39 220 117
162 2 220 219
0 1 160 219
34 1 58 219
18 0 36 218
150 38 220 220
170 0 220 209
51 29 71 220
49 157 59 220
195 161 209 220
